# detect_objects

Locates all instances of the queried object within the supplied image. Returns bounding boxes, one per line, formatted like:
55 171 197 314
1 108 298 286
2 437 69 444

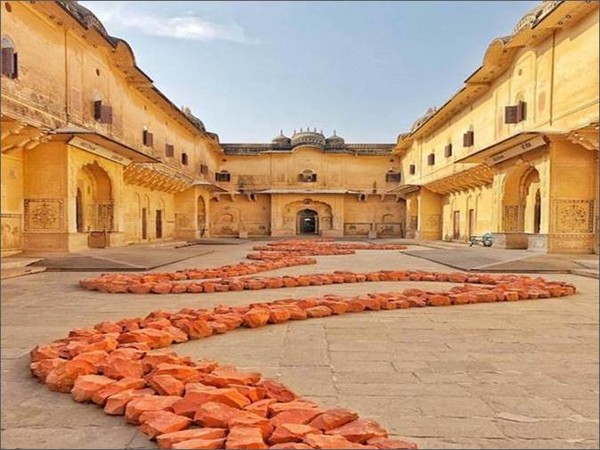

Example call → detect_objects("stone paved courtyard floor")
1 242 598 449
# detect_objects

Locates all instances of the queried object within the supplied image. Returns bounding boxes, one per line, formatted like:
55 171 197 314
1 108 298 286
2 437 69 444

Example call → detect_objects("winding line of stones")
30 240 577 448
79 242 409 295
31 283 576 448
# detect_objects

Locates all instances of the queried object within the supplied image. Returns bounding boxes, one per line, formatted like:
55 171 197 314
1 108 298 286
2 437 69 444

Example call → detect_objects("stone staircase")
1 257 46 280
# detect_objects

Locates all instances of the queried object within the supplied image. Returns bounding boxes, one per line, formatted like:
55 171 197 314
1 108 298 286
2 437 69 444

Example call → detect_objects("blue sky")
81 1 538 143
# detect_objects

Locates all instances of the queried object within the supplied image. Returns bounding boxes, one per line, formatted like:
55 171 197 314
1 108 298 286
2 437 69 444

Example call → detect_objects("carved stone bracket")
424 164 494 195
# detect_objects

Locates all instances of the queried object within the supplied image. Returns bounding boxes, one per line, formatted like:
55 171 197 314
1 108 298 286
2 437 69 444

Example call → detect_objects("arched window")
1 36 18 79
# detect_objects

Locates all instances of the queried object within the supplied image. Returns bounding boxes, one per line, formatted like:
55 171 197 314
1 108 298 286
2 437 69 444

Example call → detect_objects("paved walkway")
1 243 598 449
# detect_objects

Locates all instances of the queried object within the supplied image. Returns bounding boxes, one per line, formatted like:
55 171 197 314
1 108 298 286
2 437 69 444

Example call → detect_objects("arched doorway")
197 196 206 237
76 188 84 233
502 165 541 233
76 163 113 233
297 209 318 234
533 189 541 234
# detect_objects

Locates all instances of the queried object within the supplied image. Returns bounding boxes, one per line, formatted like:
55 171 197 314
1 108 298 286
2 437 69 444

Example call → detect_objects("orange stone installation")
28 240 578 449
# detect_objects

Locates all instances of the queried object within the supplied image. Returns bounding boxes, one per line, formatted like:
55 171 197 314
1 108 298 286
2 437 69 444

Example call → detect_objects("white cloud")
81 2 253 43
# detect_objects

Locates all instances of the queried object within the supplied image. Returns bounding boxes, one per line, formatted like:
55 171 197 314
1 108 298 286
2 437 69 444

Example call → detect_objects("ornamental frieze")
24 199 64 231
552 200 594 233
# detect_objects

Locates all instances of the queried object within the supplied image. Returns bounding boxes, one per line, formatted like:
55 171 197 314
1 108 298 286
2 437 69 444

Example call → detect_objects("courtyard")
1 240 598 449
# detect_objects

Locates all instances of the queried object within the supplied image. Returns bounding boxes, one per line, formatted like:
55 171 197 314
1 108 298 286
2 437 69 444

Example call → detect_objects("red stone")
270 409 323 428
325 419 388 443
92 377 147 405
156 428 226 449
172 438 226 449
269 444 313 449
138 410 192 439
45 359 98 393
30 358 67 382
269 424 320 444
149 374 186 397
259 379 298 402
104 388 155 415
126 395 182 424
303 433 370 449
203 368 262 387
309 409 359 431
225 426 268 449
245 398 277 417
243 308 271 328
173 319 214 340
102 357 144 380
269 308 292 324
71 374 115 403
305 306 333 318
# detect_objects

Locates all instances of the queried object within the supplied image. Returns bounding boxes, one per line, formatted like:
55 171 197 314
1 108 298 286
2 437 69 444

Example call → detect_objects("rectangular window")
463 131 474 147
143 129 154 147
385 173 401 183
215 172 231 182
444 144 453 157
165 144 174 157
1 47 17 79
409 164 416 175
181 153 188 165
200 164 209 175
505 101 527 124
427 153 435 166
94 101 113 124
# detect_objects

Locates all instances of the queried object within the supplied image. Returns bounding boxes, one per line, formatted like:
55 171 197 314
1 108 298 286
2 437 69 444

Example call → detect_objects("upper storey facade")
1 0 223 177
218 129 400 194
396 0 598 185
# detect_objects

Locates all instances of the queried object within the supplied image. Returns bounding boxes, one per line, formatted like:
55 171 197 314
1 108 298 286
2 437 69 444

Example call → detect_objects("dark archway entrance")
297 209 318 234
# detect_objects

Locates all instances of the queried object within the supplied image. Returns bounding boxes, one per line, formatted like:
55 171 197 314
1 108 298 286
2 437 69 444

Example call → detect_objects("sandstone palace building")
1 0 598 255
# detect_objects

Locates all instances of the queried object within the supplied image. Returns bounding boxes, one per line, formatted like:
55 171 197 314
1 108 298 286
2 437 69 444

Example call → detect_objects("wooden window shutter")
409 164 416 175
1 47 14 78
516 101 527 122
148 132 154 147
165 144 174 157
101 105 112 124
427 153 435 166
463 131 474 147
505 105 518 124
105 105 113 124
94 101 103 120
12 52 18 79
444 144 453 157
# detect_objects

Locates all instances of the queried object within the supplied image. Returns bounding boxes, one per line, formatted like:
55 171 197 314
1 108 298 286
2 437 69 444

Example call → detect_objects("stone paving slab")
1 241 598 449
402 244 598 275
27 247 215 271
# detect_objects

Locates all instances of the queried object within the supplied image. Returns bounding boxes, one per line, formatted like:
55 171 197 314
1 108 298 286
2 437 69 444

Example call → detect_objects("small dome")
411 106 437 132
181 106 206 132
325 130 345 147
291 128 326 149
272 130 291 146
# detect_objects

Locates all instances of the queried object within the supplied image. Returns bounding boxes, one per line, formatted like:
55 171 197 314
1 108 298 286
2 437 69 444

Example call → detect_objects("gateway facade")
1 0 598 255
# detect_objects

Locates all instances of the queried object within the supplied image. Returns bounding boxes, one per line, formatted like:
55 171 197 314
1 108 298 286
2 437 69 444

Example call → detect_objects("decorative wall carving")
503 205 522 232
97 203 114 231
1 213 22 250
24 199 64 231
552 200 594 233
344 223 371 236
